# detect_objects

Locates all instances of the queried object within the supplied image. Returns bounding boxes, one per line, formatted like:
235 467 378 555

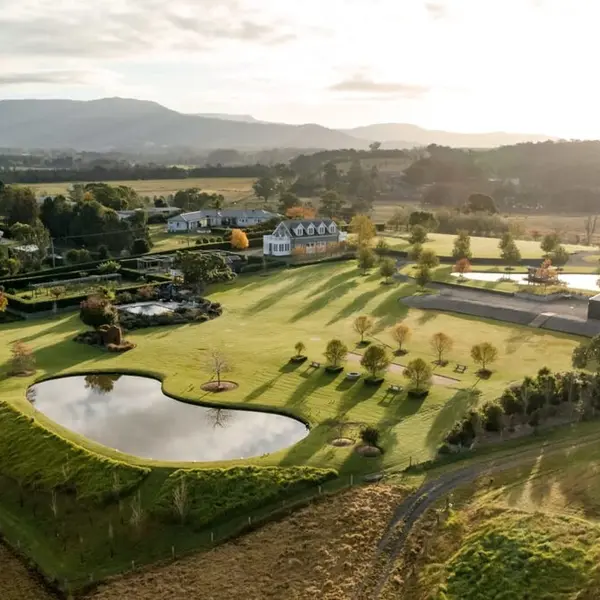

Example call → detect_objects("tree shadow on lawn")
337 380 382 416
505 327 537 355
417 311 438 326
327 287 385 325
424 388 480 451
16 315 81 343
371 289 410 334
242 374 285 403
290 280 359 322
307 268 358 298
381 391 427 420
286 370 340 407
278 421 332 467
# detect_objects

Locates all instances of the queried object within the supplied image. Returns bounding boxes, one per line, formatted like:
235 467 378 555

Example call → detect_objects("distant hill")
344 123 556 148
0 98 366 151
194 113 264 123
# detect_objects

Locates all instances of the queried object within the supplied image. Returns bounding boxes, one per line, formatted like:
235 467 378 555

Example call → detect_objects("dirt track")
355 430 600 599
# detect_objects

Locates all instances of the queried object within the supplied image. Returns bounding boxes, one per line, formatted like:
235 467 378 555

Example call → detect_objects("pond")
119 302 178 316
28 375 309 462
451 271 600 292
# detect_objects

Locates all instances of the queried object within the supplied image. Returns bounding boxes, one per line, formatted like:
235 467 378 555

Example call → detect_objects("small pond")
119 302 178 316
451 271 600 292
28 375 308 462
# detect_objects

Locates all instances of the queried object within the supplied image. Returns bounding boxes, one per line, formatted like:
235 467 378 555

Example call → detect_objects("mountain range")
0 97 555 152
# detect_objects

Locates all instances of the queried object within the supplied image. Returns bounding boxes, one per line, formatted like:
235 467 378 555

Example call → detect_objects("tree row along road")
355 430 600 600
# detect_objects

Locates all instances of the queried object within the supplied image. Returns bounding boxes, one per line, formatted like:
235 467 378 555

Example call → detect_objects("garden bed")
200 380 239 393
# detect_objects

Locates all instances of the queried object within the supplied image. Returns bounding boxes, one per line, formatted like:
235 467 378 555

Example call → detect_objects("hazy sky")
1 0 597 135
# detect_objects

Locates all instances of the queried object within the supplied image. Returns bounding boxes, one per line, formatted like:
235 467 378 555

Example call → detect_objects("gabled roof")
278 219 338 238
168 209 278 223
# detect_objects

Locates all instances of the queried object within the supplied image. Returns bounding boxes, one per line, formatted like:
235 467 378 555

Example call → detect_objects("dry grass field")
89 484 410 600
27 177 256 201
0 545 56 600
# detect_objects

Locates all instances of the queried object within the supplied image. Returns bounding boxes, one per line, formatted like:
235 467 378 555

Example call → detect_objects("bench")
454 364 467 374
310 361 321 369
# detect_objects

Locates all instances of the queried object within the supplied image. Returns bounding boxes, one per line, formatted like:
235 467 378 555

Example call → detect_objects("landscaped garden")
0 257 589 595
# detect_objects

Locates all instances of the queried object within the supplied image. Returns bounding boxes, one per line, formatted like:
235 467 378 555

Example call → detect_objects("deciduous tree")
418 248 439 269
231 228 249 250
391 323 411 353
294 341 306 357
357 246 377 274
10 341 35 375
360 345 390 379
208 349 230 389
324 339 348 368
453 258 472 278
278 192 301 213
415 265 432 289
452 230 472 260
403 358 433 392
471 342 499 372
253 176 277 204
350 214 376 247
550 245 569 268
79 295 118 329
360 426 380 447
286 206 316 219
320 190 343 218
541 232 561 255
409 225 427 245
379 257 396 283
353 315 373 343
431 332 453 364
465 193 497 214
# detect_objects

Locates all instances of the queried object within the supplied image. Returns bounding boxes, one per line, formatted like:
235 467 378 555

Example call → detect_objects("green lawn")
0 261 585 589
27 177 256 200
383 232 590 260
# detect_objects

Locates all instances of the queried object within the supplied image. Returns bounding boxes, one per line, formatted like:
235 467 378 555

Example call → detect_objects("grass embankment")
386 437 600 599
0 544 57 600
384 232 589 260
89 484 411 600
27 177 256 201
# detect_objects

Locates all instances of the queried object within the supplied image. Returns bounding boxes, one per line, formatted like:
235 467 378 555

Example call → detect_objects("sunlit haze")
1 0 598 135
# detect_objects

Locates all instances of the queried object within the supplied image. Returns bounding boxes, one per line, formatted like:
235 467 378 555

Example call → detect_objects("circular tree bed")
325 365 344 374
200 380 239 393
356 445 382 457
290 355 308 364
330 437 355 447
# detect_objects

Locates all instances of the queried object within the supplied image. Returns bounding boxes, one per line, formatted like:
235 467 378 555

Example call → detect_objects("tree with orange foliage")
286 206 316 219
0 290 7 313
230 229 249 250
453 258 472 280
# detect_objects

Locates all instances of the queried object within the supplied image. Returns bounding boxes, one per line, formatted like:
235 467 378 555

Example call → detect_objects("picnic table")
454 364 467 374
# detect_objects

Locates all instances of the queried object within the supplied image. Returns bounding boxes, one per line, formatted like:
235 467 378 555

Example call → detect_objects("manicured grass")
0 261 585 589
384 232 589 259
27 177 256 200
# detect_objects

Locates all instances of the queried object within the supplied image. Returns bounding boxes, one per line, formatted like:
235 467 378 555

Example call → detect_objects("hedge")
153 466 337 528
0 402 149 504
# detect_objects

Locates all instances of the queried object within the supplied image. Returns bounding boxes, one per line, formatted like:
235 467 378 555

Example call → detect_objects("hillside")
345 122 555 148
0 98 365 152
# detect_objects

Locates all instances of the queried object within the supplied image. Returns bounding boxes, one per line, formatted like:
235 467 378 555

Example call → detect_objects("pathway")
355 430 600 599
346 352 460 387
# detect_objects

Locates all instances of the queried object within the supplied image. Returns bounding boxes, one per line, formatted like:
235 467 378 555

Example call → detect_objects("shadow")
425 389 479 451
242 375 283 402
336 378 359 392
18 315 81 343
418 312 438 325
371 288 410 333
505 328 536 354
279 421 332 466
290 280 359 322
337 380 381 416
286 371 337 407
279 362 303 374
327 287 383 325
306 268 357 298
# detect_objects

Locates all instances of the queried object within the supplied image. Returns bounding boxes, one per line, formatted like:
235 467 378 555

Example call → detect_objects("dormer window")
295 225 304 236
329 223 337 233
318 224 326 234
307 224 315 235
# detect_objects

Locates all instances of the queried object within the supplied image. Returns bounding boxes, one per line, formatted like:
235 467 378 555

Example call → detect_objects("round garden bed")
200 380 239 393
330 437 355 447
356 445 382 457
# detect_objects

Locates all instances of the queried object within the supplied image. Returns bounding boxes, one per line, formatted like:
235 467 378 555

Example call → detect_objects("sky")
1 0 599 136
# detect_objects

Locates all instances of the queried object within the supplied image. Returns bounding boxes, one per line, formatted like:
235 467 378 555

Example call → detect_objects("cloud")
329 76 430 97
424 1 447 19
0 0 295 60
0 70 105 86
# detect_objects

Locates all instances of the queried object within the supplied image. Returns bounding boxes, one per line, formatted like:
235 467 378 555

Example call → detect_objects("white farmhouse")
263 219 347 257
167 209 277 233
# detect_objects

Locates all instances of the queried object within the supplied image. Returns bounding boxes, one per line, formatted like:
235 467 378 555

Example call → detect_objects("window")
295 225 304 236
307 225 315 235
318 225 326 234
329 223 337 233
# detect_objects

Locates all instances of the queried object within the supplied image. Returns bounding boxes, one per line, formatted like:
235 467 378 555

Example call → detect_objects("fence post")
171 545 175 560
131 560 135 570
210 531 214 543
350 474 354 486
248 516 252 526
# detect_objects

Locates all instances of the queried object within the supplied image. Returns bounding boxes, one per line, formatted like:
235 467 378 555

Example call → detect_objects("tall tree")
350 214 376 247
353 315 373 343
501 240 522 274
360 345 390 379
452 230 472 260
7 186 39 225
278 192 301 213
324 339 348 369
357 246 377 274
320 190 344 218
253 176 277 204
323 161 341 190
471 342 499 372
465 193 497 214
431 332 453 364
541 232 561 255
403 358 433 392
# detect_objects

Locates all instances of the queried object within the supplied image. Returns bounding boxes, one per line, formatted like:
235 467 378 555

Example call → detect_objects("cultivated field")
27 177 256 202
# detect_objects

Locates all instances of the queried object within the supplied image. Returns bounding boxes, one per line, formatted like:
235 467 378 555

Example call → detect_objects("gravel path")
346 352 459 387
355 430 600 599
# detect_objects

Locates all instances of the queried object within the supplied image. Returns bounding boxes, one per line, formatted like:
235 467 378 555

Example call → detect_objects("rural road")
354 430 600 599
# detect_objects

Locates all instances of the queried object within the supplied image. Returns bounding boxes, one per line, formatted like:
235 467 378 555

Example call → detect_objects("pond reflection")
30 375 308 462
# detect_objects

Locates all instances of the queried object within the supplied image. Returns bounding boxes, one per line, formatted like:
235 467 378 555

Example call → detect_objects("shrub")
115 291 134 304
80 295 118 329
131 238 151 255
481 402 504 432
403 358 433 392
360 426 380 448
10 341 35 375
418 248 439 269
231 229 250 250
409 225 428 244
153 466 337 527
294 341 306 357
98 260 121 274
136 285 155 300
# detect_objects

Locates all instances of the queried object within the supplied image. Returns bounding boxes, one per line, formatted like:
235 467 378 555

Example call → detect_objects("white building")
263 219 347 257
167 209 277 233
